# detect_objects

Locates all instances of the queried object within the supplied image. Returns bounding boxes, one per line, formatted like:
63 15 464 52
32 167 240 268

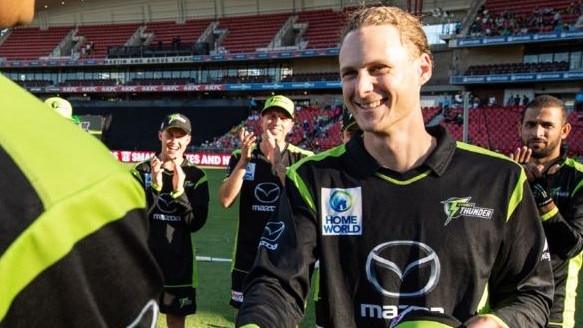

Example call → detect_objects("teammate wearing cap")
218 95 313 311
0 1 163 327
44 96 82 126
131 113 209 328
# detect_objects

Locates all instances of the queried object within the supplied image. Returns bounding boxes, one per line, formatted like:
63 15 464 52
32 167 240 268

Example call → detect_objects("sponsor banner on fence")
111 150 231 167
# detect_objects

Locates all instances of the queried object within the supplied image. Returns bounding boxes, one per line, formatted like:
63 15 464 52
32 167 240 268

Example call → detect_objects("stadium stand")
216 12 290 53
75 23 142 59
0 26 71 60
295 9 347 49
143 18 214 50
1 0 582 158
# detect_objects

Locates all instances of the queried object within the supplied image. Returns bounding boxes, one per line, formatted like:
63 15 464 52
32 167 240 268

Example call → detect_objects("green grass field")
150 167 583 328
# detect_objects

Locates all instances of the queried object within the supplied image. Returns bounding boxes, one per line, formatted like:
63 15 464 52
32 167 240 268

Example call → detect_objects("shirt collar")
344 125 456 177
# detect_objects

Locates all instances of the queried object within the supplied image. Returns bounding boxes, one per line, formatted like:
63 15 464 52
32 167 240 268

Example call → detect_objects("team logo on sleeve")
440 197 493 226
243 162 256 180
259 221 285 250
321 187 362 235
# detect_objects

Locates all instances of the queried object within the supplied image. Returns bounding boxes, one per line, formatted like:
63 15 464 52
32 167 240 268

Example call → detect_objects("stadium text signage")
450 30 583 48
29 81 342 94
111 150 230 167
450 71 583 84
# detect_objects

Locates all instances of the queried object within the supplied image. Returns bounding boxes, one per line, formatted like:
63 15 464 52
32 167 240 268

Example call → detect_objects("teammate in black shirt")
0 1 163 327
510 95 583 328
236 6 554 328
132 113 209 328
218 95 313 310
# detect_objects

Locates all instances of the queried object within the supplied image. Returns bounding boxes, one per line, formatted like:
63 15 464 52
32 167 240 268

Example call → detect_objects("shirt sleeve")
541 180 583 260
236 172 317 327
174 169 209 233
486 178 554 327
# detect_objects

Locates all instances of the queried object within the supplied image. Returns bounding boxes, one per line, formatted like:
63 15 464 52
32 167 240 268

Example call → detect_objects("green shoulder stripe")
0 76 147 320
456 142 524 222
0 170 146 321
564 158 583 197
456 141 511 161
287 143 314 156
287 146 345 213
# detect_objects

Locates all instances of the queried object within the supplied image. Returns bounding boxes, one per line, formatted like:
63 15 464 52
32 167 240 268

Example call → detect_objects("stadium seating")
295 9 346 49
440 105 523 154
143 18 213 48
0 26 71 60
75 23 142 58
217 13 290 53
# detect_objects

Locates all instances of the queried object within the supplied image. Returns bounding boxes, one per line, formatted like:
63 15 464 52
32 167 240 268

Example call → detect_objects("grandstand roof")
33 0 472 26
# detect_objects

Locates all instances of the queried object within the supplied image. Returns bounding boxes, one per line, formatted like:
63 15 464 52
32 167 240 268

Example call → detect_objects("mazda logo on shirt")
254 183 280 203
155 193 178 214
365 240 441 298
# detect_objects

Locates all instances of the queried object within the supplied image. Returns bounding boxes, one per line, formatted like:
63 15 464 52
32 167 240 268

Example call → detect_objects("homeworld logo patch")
441 197 494 226
321 187 363 236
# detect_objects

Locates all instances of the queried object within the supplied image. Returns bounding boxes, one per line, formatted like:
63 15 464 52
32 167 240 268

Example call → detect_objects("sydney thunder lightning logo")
440 197 493 226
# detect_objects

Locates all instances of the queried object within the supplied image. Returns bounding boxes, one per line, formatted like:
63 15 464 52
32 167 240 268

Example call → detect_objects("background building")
1 0 582 157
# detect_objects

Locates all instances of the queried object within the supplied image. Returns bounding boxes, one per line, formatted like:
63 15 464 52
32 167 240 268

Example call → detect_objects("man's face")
520 106 570 161
261 108 293 142
0 0 35 29
158 127 191 160
339 24 431 134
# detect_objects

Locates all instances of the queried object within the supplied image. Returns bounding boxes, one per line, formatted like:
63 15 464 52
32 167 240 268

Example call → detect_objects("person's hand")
530 177 553 208
239 127 256 163
150 155 164 188
263 129 278 162
464 315 504 328
509 146 531 164
172 158 185 194
272 139 286 184
509 146 541 182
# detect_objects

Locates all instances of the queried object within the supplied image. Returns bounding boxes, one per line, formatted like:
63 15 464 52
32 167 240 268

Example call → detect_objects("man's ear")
561 122 572 140
418 53 432 85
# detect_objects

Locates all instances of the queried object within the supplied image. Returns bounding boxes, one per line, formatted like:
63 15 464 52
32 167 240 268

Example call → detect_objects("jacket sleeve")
236 172 317 328
486 177 554 327
541 180 583 260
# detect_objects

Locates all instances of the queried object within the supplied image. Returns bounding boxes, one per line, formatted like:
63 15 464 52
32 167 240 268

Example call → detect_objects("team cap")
160 113 192 134
262 95 295 118
45 97 73 120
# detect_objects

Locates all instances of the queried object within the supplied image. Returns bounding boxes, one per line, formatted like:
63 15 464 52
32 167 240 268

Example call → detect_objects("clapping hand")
150 155 164 188
172 158 185 194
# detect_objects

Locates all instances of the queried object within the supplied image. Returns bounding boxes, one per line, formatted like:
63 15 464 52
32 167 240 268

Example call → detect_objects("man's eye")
370 66 389 74
341 71 356 79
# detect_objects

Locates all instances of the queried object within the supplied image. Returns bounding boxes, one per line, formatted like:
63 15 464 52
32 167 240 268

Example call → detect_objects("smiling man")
218 95 313 312
236 6 553 328
131 113 209 328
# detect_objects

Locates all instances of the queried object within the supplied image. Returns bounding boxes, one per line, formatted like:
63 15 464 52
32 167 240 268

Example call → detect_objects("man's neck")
363 127 435 173
532 154 561 172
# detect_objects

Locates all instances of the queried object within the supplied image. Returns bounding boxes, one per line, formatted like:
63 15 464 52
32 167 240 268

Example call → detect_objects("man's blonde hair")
340 6 432 63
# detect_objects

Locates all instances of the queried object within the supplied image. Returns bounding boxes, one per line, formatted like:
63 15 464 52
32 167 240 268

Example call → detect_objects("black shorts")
230 269 247 309
158 286 197 315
